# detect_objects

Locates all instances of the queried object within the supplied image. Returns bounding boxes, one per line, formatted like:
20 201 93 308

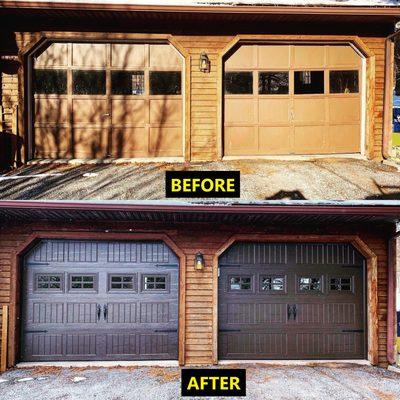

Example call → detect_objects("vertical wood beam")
1 305 9 372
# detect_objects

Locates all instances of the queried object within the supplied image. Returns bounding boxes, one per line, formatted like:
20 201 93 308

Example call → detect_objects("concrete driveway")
0 364 399 400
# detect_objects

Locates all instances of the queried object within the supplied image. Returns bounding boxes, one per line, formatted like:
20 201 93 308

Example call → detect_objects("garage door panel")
112 99 147 126
294 126 325 154
328 46 361 68
293 45 325 68
149 127 182 156
328 98 360 124
150 44 182 69
34 126 70 158
150 98 182 125
258 45 290 69
72 99 108 124
22 239 179 362
259 99 290 124
259 127 291 155
219 242 365 360
35 98 68 124
328 125 360 153
73 128 109 158
225 98 254 124
72 43 107 67
225 45 255 69
35 42 69 68
293 98 325 124
111 44 147 68
112 128 149 158
225 127 257 155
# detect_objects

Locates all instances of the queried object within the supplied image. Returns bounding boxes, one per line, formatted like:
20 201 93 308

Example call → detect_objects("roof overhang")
1 1 400 16
0 200 399 228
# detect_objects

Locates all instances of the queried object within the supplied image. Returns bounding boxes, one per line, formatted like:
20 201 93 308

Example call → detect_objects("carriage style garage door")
224 44 362 156
218 242 366 360
21 239 179 361
33 41 183 159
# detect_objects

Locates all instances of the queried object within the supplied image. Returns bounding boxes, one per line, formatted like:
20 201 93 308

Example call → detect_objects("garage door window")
298 276 322 292
72 70 106 95
330 70 359 94
34 70 67 95
109 274 136 291
111 71 144 95
36 274 63 291
259 72 289 95
142 275 168 291
150 71 181 95
330 277 352 291
229 276 252 291
294 71 324 94
69 274 97 291
224 72 253 94
261 276 285 292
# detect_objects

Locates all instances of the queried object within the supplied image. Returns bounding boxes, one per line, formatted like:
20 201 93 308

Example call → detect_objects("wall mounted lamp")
199 52 210 73
195 252 205 270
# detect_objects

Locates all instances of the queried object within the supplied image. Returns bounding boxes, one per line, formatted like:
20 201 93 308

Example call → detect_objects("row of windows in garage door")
35 273 169 293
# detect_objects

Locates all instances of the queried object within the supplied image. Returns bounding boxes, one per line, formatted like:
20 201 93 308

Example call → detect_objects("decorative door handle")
97 304 101 321
293 305 297 320
287 304 292 320
103 304 108 320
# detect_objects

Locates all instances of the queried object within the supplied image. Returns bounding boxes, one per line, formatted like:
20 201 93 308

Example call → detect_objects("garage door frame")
213 234 378 365
217 35 375 160
7 232 186 367
21 32 190 162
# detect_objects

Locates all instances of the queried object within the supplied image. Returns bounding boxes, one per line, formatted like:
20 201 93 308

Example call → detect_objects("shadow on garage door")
218 242 366 360
21 239 179 361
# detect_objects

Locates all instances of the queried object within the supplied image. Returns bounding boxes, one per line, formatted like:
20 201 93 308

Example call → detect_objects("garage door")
21 239 179 361
224 44 362 156
218 242 366 360
33 41 183 159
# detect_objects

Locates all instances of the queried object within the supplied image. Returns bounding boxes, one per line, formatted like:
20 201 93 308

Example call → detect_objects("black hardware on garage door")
218 242 366 360
21 239 179 361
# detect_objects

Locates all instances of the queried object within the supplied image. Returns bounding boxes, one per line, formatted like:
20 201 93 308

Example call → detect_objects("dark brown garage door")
218 242 366 360
21 239 179 361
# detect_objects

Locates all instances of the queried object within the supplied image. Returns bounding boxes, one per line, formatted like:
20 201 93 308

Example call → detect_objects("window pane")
225 72 253 94
259 72 289 95
73 70 106 95
300 277 321 291
294 71 324 94
150 71 181 95
34 70 67 95
70 275 95 290
330 70 359 94
111 71 144 95
144 275 167 290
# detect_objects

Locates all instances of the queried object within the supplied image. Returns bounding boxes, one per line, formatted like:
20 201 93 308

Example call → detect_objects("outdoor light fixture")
199 52 210 73
195 252 205 270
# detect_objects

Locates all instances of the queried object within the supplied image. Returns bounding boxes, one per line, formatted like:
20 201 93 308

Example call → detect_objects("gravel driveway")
0 364 399 400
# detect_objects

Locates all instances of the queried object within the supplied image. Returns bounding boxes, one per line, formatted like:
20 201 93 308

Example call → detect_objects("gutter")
1 199 400 216
0 2 400 16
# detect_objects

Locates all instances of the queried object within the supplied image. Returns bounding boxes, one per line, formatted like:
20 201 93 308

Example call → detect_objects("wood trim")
3 2 400 16
212 234 379 365
8 231 187 366
217 35 375 160
387 236 397 364
383 39 395 159
0 305 8 372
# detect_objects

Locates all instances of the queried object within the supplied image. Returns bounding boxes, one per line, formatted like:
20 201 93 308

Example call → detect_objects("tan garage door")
33 42 183 159
224 44 362 156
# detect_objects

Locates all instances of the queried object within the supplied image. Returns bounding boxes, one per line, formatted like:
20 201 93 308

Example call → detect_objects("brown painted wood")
1 305 8 372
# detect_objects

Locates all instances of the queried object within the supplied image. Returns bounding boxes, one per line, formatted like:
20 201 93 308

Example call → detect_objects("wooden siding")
0 33 389 162
0 221 391 367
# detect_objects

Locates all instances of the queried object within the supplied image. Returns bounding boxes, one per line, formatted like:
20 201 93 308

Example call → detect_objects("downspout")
383 26 400 159
387 222 400 366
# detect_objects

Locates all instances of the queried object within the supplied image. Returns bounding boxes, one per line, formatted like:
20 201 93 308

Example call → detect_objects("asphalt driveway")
0 364 399 400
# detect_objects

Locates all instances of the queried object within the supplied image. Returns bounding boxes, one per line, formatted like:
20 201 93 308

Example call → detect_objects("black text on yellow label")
165 171 240 198
181 368 246 397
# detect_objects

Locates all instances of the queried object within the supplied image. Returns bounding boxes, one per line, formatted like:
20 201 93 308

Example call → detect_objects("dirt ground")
1 158 400 200
0 364 400 400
